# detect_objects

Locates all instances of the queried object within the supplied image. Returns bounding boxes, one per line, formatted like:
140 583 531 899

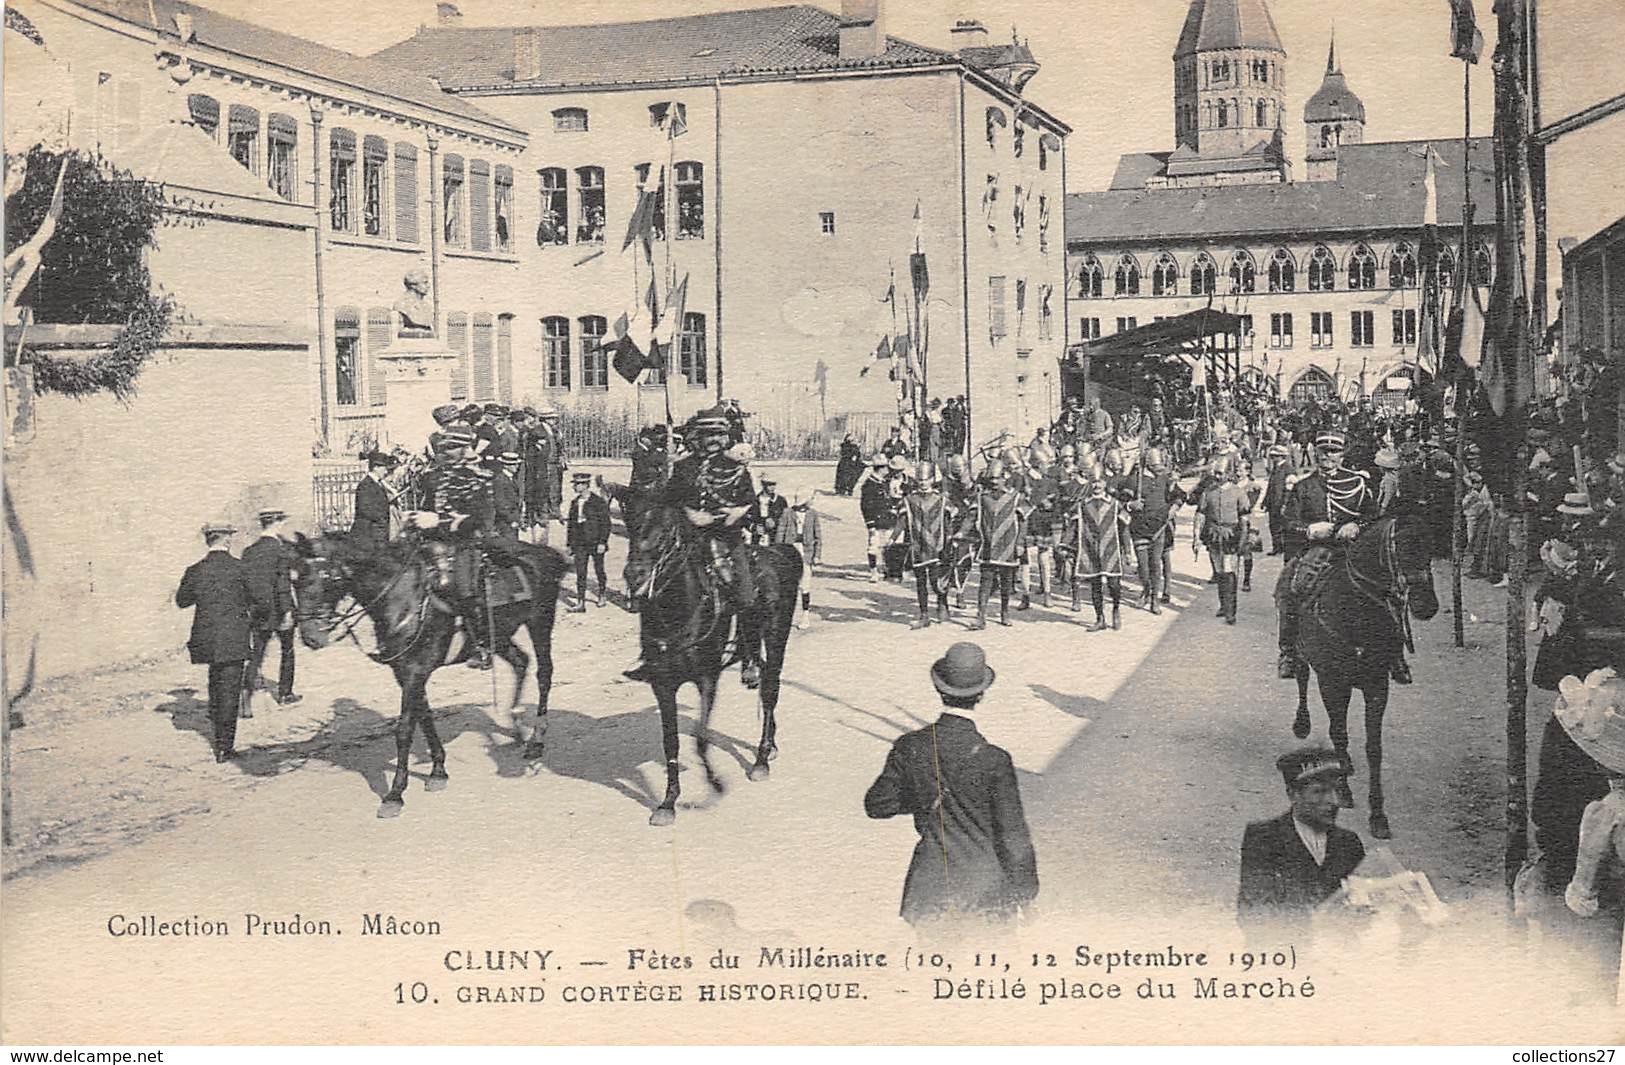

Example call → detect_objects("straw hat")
1554 669 1625 774
1558 492 1596 517
1374 447 1402 470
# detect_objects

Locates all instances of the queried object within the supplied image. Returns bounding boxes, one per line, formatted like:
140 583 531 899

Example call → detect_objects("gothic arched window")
1387 242 1417 288
1191 253 1217 296
1217 100 1229 128
1438 247 1457 294
1320 124 1334 149
1114 254 1141 297
1268 248 1296 293
1347 243 1378 290
1473 244 1493 284
1256 100 1268 127
1288 366 1336 408
1152 253 1179 296
1228 249 1256 294
1308 245 1337 291
1078 254 1104 299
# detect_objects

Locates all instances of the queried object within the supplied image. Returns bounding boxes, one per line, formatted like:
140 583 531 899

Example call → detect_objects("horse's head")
1383 513 1439 620
623 499 689 607
290 532 354 649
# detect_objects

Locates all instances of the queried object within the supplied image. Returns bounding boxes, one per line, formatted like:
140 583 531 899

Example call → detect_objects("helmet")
945 454 968 477
983 459 1006 483
1001 445 1026 469
913 461 938 484
1058 444 1076 459
1142 446 1166 469
1103 448 1126 473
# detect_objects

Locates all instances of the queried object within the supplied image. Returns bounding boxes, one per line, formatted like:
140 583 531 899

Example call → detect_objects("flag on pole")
859 336 893 378
609 276 658 383
649 101 687 138
910 251 929 305
1448 0 1483 63
1446 284 1489 370
1418 145 1442 375
621 167 661 255
651 273 689 355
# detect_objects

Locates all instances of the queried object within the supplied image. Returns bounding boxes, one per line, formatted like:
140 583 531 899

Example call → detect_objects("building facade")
1066 0 1496 410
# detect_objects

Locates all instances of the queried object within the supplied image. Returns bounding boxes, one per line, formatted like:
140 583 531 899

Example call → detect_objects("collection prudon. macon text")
105 913 443 937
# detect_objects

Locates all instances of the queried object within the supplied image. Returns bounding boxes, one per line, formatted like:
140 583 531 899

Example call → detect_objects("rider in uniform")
1275 430 1402 682
412 428 497 666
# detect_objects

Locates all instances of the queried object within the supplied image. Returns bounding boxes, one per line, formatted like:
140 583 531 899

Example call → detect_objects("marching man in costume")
903 461 950 629
1276 430 1394 681
972 460 1023 630
1073 476 1136 631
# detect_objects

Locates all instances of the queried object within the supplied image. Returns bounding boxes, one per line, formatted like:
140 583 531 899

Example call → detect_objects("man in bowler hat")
176 522 264 762
1237 746 1366 930
865 642 1038 930
242 509 301 712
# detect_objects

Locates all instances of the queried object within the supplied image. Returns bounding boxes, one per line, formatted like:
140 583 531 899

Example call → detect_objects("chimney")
948 18 989 50
436 3 462 26
513 27 542 82
839 0 884 61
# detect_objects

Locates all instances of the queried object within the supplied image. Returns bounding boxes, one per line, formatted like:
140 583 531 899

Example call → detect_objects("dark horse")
1287 513 1439 839
622 500 802 826
291 534 566 817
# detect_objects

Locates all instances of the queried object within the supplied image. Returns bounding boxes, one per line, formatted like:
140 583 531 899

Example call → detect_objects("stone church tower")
1167 0 1290 186
1304 35 1367 181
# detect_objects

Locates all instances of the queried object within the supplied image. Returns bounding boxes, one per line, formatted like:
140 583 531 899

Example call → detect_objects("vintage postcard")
4 0 1624 1048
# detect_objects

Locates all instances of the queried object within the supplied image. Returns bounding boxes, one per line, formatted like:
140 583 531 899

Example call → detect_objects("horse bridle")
1336 518 1421 654
295 552 424 662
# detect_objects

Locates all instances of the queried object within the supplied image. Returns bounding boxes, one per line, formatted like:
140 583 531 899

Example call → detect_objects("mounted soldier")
1275 429 1399 682
409 427 497 666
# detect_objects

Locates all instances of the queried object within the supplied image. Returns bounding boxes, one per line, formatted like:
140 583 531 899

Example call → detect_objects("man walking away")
176 522 263 762
242 508 301 713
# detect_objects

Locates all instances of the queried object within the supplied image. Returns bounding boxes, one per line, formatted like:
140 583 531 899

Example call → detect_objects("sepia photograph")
2 0 1623 1049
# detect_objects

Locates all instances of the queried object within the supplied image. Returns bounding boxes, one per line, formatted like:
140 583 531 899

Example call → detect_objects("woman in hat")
834 433 864 496
1374 446 1403 516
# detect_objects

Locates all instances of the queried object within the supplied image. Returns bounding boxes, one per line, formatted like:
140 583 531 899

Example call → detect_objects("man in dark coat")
524 406 567 545
350 450 396 554
491 452 524 541
242 509 300 711
1237 746 1365 932
176 522 264 762
564 472 611 611
1261 444 1293 555
865 642 1038 929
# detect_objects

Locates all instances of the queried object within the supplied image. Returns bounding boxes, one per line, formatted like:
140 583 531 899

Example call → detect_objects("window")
1308 245 1337 291
1347 244 1377 290
469 159 492 252
334 308 360 407
187 94 220 139
1270 312 1293 349
1015 279 1028 337
576 166 605 244
542 316 571 390
365 308 391 406
537 167 567 245
820 211 836 235
1152 253 1179 296
1013 185 1026 239
985 106 1005 148
634 164 666 240
1191 253 1217 295
1439 247 1457 295
497 315 514 403
494 165 513 252
1013 123 1025 158
1078 255 1103 298
264 113 296 201
1113 254 1140 297
443 155 465 247
1116 316 1138 333
363 136 388 237
1039 132 1059 171
1038 284 1054 342
1388 242 1417 288
1392 308 1417 346
1038 193 1050 253
1228 250 1256 294
579 316 608 390
1256 99 1268 127
1289 367 1336 407
1310 311 1333 347
329 128 355 231
675 161 703 239
1268 248 1295 293
1321 124 1334 149
447 312 470 399
471 313 495 401
1079 317 1101 340
1350 309 1375 347
394 143 419 244
989 276 1007 339
553 107 588 133
227 105 259 173
1239 313 1254 347
679 313 707 387
1473 244 1493 285
1218 99 1229 128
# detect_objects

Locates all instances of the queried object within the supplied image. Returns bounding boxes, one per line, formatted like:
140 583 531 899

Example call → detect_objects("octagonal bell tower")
1172 0 1287 166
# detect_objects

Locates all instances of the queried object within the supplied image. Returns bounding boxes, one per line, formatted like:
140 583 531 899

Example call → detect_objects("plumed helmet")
914 461 938 484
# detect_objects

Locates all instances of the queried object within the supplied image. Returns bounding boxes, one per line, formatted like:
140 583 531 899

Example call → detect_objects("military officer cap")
571 471 592 484
1275 746 1349 789
692 404 731 432
497 451 521 468
1314 430 1347 452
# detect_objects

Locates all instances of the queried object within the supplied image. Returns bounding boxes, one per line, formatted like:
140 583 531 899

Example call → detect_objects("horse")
1287 513 1439 840
622 500 802 826
290 533 566 817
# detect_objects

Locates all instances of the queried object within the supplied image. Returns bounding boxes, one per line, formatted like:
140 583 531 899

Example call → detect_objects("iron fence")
556 404 898 461
312 461 365 533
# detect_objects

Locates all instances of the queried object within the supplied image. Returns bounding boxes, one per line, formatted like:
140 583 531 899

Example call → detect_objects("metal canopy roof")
1066 307 1245 363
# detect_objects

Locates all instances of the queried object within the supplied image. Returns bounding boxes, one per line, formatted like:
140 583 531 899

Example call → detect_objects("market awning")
1064 307 1246 364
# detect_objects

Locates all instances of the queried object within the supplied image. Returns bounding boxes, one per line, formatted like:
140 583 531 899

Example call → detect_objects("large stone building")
1066 0 1497 410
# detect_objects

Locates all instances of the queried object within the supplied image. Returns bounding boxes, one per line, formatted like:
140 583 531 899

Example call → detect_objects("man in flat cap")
176 522 264 762
1237 746 1366 931
242 509 301 711
865 642 1039 932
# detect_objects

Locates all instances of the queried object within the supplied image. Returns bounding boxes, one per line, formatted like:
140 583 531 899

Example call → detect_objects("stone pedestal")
378 341 456 453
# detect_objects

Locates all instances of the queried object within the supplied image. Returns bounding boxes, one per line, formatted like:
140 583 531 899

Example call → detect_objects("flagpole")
1452 60 1474 651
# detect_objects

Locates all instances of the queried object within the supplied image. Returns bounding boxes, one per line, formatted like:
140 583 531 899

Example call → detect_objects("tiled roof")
370 5 954 91
1306 71 1365 124
68 0 523 134
1069 137 1497 245
1110 152 1173 190
1174 0 1285 58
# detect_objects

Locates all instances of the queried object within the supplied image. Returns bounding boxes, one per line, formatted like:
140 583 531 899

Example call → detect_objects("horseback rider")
630 405 761 683
409 427 497 665
1275 430 1405 683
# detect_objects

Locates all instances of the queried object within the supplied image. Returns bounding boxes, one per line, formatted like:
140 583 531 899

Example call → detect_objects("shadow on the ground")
1028 683 1106 721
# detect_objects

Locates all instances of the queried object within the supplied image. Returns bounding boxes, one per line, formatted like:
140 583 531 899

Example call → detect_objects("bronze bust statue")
393 268 434 338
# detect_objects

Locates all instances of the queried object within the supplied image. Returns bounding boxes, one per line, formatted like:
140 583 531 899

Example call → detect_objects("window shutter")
469 160 491 252
394 144 418 244
187 94 220 136
497 315 514 404
472 313 494 401
447 313 469 400
366 308 392 406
